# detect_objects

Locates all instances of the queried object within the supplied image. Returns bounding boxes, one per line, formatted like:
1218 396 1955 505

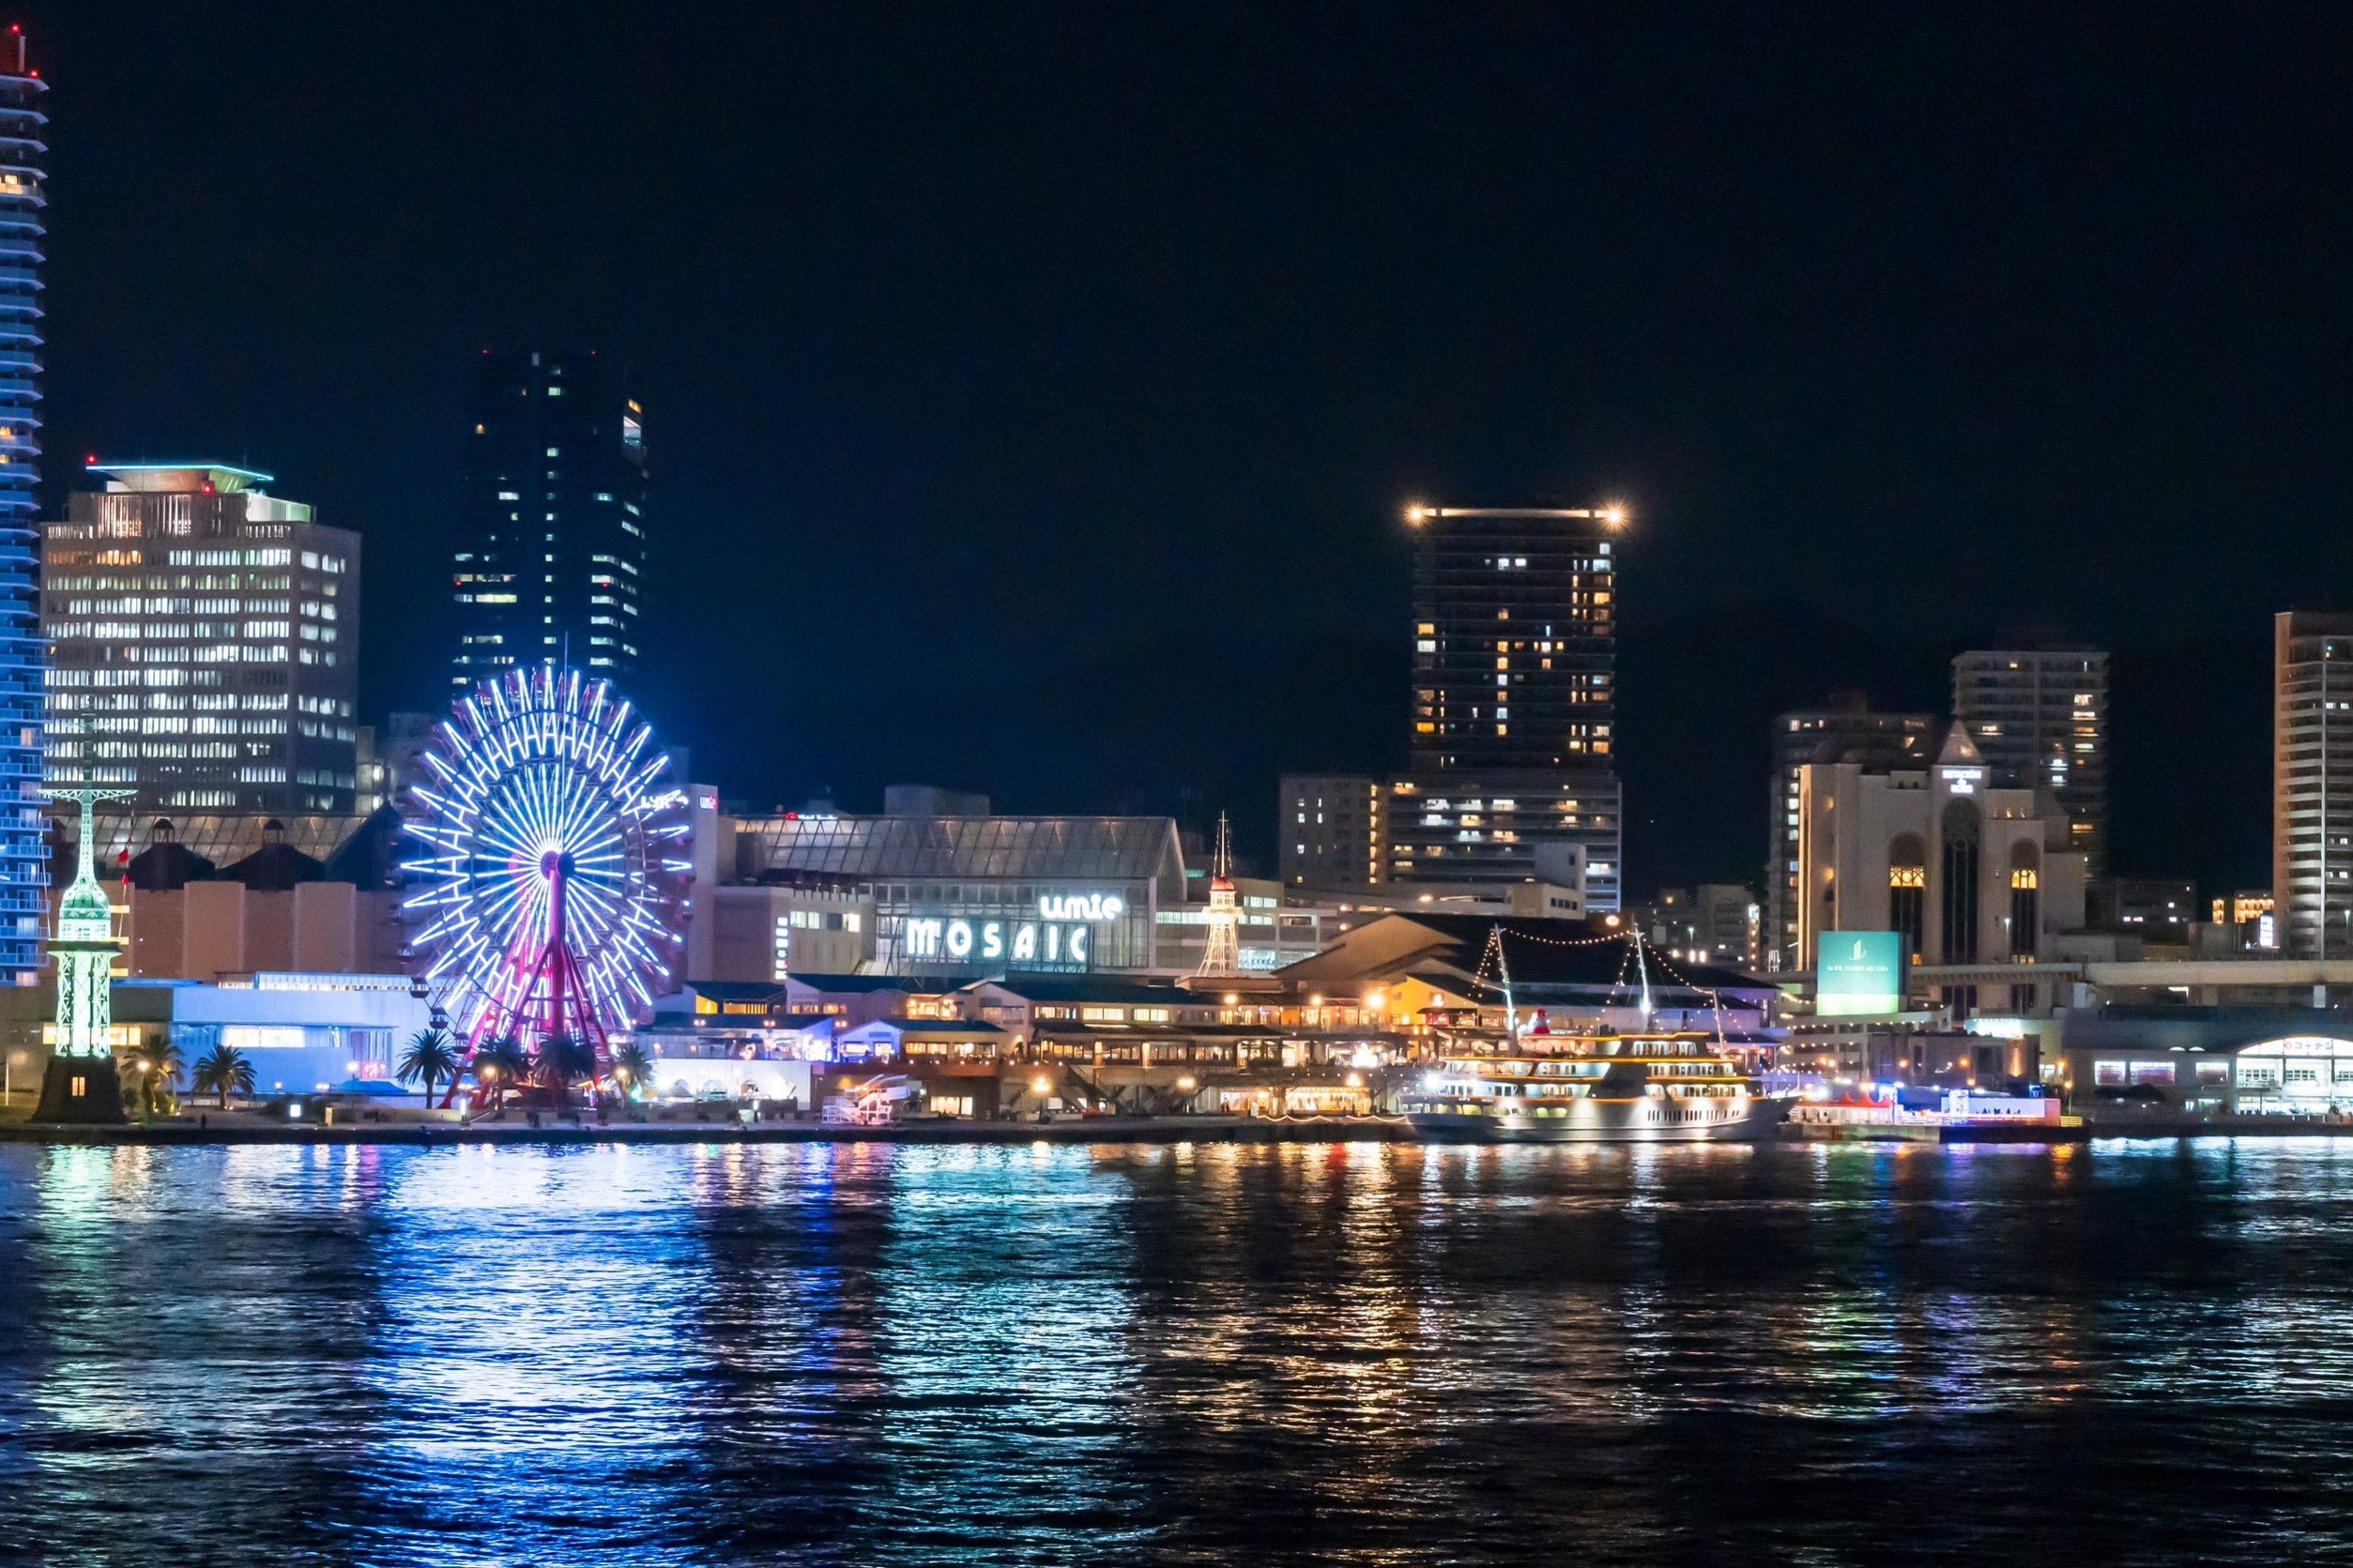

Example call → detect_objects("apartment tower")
1951 647 2108 876
0 45 43 980
2274 613 2353 958
1388 503 1626 909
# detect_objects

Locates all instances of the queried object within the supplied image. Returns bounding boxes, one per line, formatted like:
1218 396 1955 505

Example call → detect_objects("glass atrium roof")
741 815 1185 885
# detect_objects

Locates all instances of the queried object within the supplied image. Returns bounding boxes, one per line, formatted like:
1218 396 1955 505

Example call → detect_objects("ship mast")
1633 926 1655 1026
1490 923 1518 1040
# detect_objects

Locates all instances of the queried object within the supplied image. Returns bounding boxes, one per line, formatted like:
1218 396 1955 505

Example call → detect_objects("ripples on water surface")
3 1139 2352 1563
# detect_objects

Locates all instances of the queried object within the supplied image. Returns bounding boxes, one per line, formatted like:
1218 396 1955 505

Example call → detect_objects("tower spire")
1198 812 1241 978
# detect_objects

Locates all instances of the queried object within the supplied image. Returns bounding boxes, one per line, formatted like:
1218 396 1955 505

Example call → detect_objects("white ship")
1401 923 1784 1143
1403 1030 1785 1143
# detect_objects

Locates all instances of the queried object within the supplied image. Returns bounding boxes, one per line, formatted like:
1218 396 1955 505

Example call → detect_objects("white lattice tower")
1198 812 1240 978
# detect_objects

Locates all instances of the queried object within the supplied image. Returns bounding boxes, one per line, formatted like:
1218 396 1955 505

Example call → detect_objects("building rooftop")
741 814 1185 884
87 462 275 493
59 810 406 891
966 976 1198 1006
1279 911 1773 996
781 972 933 995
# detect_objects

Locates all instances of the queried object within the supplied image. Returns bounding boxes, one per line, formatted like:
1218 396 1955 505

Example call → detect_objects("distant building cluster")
17 34 2353 1130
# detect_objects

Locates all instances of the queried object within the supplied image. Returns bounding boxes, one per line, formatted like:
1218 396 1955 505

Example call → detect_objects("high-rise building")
42 464 359 815
451 351 647 689
0 48 46 982
1394 503 1626 908
1764 696 1933 971
2273 612 2353 958
1952 647 2108 875
1277 774 1383 891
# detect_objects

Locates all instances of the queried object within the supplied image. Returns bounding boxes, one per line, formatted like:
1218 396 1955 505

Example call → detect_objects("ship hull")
1406 1097 1787 1145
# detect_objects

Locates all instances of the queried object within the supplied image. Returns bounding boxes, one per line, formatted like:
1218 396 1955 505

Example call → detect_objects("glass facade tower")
451 351 647 689
0 55 45 982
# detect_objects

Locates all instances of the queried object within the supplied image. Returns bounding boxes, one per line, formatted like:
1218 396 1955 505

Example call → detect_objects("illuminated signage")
1037 892 1125 921
903 918 1089 969
1816 931 1903 1016
1940 766 1985 796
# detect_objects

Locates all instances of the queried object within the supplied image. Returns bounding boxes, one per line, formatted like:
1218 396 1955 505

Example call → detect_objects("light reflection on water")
5 1139 2353 1561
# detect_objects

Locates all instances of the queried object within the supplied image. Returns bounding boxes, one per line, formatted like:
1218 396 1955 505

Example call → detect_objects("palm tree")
191 1043 256 1109
468 1035 530 1115
120 1037 186 1119
534 1032 599 1109
395 1028 460 1105
609 1042 654 1118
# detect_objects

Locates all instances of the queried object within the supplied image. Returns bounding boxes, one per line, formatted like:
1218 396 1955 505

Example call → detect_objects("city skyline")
13 4 2344 899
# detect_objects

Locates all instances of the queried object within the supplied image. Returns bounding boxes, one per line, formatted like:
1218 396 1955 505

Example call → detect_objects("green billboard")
1816 931 1904 1016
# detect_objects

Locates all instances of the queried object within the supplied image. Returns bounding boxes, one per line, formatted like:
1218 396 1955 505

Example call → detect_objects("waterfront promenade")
0 1112 1415 1148
5 1109 2352 1146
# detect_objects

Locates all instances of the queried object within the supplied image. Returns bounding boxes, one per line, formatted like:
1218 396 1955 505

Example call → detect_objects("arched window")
1887 831 1926 965
2009 841 2041 960
1941 800 1981 967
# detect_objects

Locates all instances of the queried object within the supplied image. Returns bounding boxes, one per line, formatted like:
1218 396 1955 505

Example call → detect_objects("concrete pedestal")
32 1056 126 1124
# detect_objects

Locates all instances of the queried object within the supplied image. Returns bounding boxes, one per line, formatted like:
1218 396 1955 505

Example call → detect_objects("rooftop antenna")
15 28 24 77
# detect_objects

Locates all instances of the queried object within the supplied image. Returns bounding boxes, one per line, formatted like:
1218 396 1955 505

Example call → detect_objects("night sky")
22 4 2352 897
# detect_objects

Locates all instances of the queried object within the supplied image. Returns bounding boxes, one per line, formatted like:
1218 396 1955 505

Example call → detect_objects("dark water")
2 1138 2350 1565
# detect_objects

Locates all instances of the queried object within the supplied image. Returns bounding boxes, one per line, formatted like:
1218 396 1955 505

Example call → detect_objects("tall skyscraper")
2273 612 2353 958
42 464 360 815
1390 504 1625 908
1952 647 2108 875
0 46 45 982
451 351 647 689
1764 696 1933 971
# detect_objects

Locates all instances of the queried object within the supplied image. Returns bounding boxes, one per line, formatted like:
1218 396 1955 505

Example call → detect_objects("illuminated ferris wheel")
404 666 691 1050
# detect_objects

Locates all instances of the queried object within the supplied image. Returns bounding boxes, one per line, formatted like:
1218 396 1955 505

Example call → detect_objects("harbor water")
3 1137 2351 1563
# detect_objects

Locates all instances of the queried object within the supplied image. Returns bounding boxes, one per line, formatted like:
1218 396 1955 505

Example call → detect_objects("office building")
2273 612 2353 957
0 53 45 982
1277 774 1384 891
1794 724 2087 1013
1383 772 1616 903
2092 877 2198 938
1952 647 2108 875
1765 697 1933 970
1398 503 1626 907
1693 883 1760 968
451 350 646 688
42 464 359 815
1629 884 1753 967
